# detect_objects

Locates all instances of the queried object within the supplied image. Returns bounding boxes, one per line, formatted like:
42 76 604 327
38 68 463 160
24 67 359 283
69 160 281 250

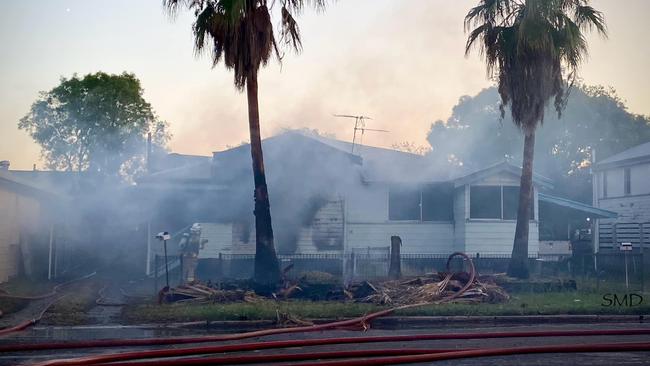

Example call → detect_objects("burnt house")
138 130 615 273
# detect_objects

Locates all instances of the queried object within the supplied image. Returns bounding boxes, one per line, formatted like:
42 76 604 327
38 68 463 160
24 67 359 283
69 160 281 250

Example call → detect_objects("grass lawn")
42 280 104 325
122 290 650 324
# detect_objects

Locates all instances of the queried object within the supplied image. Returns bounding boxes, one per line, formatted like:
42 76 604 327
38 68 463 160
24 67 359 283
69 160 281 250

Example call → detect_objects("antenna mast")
333 114 388 154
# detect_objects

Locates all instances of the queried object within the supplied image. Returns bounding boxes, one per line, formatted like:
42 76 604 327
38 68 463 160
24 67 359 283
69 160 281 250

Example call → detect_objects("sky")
1 0 649 170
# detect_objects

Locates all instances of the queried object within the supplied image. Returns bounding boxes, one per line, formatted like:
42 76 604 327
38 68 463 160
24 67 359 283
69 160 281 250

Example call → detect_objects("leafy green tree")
164 0 327 285
465 0 607 278
19 72 170 180
427 85 650 204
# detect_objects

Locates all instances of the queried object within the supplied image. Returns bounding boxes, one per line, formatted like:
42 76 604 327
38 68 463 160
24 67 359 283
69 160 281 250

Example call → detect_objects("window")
388 185 420 220
602 171 608 198
624 167 631 195
502 186 534 220
389 183 454 221
422 184 453 221
470 186 501 219
502 186 519 220
470 185 534 220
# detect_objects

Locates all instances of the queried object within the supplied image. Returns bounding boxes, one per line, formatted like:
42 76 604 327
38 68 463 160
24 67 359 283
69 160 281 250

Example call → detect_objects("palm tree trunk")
507 131 535 279
246 70 281 286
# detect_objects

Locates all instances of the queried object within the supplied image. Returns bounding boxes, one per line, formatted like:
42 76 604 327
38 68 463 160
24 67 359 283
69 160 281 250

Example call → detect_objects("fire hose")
282 342 650 366
28 328 650 365
67 343 650 366
0 272 96 337
86 349 459 366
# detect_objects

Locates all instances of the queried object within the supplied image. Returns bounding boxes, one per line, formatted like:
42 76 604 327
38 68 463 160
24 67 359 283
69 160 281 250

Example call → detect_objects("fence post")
179 254 184 285
388 236 402 279
154 255 159 295
640 223 645 292
218 252 223 278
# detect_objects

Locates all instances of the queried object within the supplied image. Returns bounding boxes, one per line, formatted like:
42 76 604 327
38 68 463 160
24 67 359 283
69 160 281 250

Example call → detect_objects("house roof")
141 130 555 188
451 161 554 189
9 170 95 195
594 141 650 170
0 170 61 199
538 193 617 219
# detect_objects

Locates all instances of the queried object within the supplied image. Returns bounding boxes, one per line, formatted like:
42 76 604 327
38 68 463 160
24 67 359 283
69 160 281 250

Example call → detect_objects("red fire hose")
30 328 650 366
89 343 650 366
277 342 650 366
92 348 456 366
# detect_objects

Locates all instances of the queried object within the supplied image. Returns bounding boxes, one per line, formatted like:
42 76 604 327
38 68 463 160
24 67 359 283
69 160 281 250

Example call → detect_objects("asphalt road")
2 322 650 365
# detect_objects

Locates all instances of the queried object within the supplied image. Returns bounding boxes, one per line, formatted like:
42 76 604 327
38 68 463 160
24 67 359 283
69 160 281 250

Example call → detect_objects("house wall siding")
595 162 650 251
598 195 650 224
346 222 455 254
464 221 539 255
0 187 41 283
198 223 233 258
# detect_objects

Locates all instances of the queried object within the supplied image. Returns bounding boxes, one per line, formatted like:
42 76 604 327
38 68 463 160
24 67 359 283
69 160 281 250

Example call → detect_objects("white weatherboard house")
138 131 615 266
593 142 650 252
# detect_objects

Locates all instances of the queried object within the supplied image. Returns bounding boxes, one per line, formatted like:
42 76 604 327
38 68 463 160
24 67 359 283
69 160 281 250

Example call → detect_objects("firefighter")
179 224 208 283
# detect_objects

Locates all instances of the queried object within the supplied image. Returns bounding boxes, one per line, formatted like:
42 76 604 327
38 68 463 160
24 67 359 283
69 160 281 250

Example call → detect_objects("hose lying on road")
72 343 650 366
284 342 650 366
29 328 650 366
89 349 457 366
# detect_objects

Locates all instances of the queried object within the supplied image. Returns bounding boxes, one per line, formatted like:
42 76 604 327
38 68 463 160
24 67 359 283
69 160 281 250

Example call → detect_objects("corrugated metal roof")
538 193 617 218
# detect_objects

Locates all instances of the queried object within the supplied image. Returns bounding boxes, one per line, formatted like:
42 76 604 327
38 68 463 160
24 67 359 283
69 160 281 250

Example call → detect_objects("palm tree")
164 0 326 285
465 0 606 278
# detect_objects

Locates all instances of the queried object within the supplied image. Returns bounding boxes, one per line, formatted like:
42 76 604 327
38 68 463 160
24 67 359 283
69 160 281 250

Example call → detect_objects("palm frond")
165 0 327 88
574 5 607 36
464 0 606 132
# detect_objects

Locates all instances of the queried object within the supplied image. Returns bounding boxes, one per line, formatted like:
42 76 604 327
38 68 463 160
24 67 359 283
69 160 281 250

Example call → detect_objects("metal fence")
157 251 647 291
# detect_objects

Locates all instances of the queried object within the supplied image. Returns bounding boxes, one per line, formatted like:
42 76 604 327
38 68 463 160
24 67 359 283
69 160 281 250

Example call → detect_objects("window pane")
422 183 453 221
624 168 631 195
389 185 420 220
503 186 535 220
503 186 519 220
470 186 501 219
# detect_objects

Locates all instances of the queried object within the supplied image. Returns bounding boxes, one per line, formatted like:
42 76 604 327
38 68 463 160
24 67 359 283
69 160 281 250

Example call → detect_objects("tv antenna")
333 114 389 154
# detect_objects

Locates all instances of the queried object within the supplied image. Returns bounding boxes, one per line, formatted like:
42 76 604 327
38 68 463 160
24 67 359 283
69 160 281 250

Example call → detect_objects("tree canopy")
426 84 650 202
19 72 170 180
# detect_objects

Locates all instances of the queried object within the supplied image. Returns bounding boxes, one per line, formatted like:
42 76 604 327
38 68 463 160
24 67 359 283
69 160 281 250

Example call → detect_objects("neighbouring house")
137 131 615 277
0 162 63 283
593 142 650 253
